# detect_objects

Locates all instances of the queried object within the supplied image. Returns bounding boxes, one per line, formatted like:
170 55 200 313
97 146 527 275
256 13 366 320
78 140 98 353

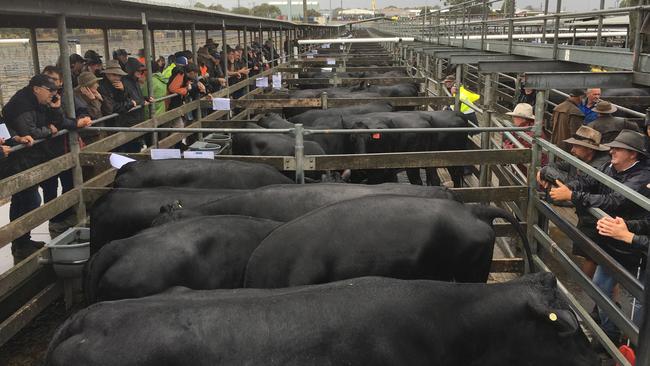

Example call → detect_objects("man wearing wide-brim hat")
589 100 640 144
549 128 650 342
97 59 137 129
538 126 611 278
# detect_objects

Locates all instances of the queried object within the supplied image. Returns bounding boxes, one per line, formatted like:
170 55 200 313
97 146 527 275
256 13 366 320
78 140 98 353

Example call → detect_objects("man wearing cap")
589 100 640 143
550 129 650 342
538 126 611 278
83 50 104 78
551 89 585 153
113 49 130 71
442 75 455 95
98 60 138 133
3 74 91 262
69 53 85 88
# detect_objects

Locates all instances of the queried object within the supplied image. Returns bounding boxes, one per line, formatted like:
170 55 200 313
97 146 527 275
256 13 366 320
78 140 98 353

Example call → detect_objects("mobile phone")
51 95 59 103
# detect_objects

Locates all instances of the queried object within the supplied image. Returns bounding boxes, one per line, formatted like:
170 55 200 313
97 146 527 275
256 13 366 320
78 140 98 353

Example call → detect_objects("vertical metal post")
639 264 650 366
237 30 241 45
596 0 605 46
454 65 461 111
321 92 328 110
29 28 40 75
182 29 187 50
279 26 284 63
481 0 487 51
205 29 209 44
525 89 546 271
541 0 549 43
102 28 110 60
57 14 86 231
288 0 292 22
633 9 645 72
479 73 494 187
222 20 229 98
294 124 305 184
552 0 562 60
142 13 157 148
191 23 197 63
508 1 515 54
151 29 156 59
243 26 249 95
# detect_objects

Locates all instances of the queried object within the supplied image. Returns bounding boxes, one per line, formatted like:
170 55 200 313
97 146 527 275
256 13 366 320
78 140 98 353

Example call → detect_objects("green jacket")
141 72 169 118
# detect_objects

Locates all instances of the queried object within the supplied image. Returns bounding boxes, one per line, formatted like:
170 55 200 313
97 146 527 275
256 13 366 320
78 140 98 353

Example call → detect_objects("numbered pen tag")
307 54 314 59
0 123 11 140
150 149 181 160
212 98 231 111
272 73 282 89
327 58 336 65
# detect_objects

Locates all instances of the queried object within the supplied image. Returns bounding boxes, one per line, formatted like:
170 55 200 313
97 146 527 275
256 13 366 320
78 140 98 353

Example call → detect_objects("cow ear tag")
372 133 381 140
548 313 558 322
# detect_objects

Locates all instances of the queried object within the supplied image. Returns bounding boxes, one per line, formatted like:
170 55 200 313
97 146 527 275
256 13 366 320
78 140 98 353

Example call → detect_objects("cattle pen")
0 0 649 365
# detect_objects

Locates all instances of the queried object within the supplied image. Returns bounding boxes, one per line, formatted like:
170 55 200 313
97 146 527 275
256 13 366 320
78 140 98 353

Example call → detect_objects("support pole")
103 28 110 60
182 29 186 51
142 12 157 148
552 0 562 60
542 0 549 43
454 65 461 111
150 29 156 59
479 73 494 187
525 90 546 271
221 20 229 98
294 123 305 184
57 14 86 240
243 26 249 95
191 23 197 64
29 28 40 75
596 0 605 46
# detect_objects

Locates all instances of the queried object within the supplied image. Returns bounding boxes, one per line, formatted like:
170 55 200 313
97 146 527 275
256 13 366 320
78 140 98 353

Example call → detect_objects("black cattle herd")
44 48 600 365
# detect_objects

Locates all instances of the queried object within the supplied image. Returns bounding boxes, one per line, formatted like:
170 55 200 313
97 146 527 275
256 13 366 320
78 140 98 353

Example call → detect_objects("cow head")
508 273 599 366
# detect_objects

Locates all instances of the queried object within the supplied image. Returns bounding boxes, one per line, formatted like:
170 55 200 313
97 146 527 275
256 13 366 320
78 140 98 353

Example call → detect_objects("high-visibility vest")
451 86 480 114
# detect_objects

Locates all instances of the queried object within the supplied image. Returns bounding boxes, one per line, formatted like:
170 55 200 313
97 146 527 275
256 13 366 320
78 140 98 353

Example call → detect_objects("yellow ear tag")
549 313 558 322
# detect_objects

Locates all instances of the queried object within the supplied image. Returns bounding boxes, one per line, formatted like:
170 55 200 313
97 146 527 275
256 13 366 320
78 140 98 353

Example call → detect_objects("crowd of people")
0 38 280 262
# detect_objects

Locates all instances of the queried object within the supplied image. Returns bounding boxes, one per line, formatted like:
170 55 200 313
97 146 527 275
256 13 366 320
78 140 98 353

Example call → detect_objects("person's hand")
147 97 154 103
2 144 10 157
240 68 250 75
76 116 92 128
80 86 95 100
48 124 58 135
14 135 34 145
131 100 138 108
549 180 572 202
597 217 635 244
536 171 549 190
112 81 124 91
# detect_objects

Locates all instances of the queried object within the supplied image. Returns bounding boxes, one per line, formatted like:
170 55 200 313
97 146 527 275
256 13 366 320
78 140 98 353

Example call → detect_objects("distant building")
268 1 320 19
380 6 412 19
339 8 375 21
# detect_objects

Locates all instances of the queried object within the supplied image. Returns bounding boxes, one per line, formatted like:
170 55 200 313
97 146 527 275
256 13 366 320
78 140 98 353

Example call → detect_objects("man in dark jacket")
550 129 650 342
98 60 139 152
589 100 640 143
538 126 611 277
3 74 90 262
550 89 585 153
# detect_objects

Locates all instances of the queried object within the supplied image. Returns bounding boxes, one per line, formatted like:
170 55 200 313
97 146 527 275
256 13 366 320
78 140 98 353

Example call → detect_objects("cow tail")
469 205 535 272
83 244 119 305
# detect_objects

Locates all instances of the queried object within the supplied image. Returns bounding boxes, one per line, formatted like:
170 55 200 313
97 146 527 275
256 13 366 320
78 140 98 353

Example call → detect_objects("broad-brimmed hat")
101 59 127 76
75 71 102 89
592 100 617 114
604 129 649 156
113 49 130 57
506 103 535 120
443 75 455 83
84 50 103 65
563 126 610 151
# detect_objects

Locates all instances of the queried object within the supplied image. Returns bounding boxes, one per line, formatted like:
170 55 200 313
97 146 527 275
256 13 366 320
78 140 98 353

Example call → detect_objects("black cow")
113 159 293 189
287 102 393 127
244 195 532 288
47 274 598 366
231 124 326 157
84 216 280 303
153 183 458 225
90 187 242 253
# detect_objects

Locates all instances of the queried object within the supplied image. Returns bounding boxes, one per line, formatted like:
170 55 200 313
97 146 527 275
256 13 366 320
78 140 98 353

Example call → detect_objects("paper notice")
272 73 282 89
326 58 336 65
212 98 231 111
183 151 215 159
150 149 181 160
109 153 136 169
256 77 269 88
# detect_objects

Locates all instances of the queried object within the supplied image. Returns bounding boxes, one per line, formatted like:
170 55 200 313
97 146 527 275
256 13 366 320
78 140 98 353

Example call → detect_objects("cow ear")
528 302 579 337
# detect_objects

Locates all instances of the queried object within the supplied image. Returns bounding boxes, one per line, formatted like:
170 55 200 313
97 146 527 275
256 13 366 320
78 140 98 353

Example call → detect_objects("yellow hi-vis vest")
451 86 480 114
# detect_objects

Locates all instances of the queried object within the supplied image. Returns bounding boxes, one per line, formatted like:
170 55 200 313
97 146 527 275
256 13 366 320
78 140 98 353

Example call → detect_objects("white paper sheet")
321 67 333 72
109 153 136 169
183 151 215 159
0 124 10 140
212 98 231 111
150 149 182 160
272 73 282 89
256 77 269 88
322 44 330 49
327 58 336 65
307 54 314 59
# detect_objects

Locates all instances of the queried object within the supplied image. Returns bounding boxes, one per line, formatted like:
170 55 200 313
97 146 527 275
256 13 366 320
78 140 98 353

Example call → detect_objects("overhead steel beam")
478 60 590 73
432 49 489 58
524 72 640 89
449 54 529 64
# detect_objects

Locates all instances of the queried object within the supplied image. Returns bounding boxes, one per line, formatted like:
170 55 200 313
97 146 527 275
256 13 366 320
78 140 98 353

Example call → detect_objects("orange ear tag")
372 133 381 140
